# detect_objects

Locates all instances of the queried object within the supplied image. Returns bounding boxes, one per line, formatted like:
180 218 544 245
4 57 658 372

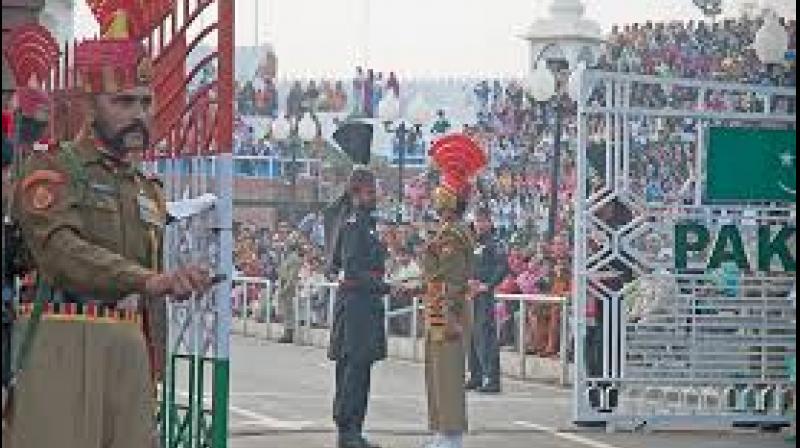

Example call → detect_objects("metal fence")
572 70 796 430
231 277 571 385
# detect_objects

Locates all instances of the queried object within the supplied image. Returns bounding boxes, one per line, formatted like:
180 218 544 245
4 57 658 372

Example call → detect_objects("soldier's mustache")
114 121 150 148
95 120 150 150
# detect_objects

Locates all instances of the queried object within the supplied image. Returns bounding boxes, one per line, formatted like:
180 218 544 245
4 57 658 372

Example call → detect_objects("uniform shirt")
421 222 476 325
277 250 302 300
472 232 508 291
338 210 389 295
13 140 166 302
328 209 389 363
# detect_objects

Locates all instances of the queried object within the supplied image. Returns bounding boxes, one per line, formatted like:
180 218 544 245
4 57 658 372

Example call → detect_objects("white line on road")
228 404 316 431
514 421 625 448
178 390 315 431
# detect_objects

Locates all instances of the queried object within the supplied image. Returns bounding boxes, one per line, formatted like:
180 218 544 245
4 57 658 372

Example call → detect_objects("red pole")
216 0 234 154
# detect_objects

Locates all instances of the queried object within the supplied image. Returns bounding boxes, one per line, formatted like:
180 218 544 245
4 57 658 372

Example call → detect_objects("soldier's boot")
477 380 501 394
420 434 448 448
359 436 382 448
338 432 373 448
464 377 482 391
353 421 381 448
277 328 294 344
442 432 464 448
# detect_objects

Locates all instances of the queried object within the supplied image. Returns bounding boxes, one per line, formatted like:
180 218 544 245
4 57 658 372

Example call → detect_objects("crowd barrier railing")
232 277 571 385
232 276 274 338
232 155 322 179
495 294 571 386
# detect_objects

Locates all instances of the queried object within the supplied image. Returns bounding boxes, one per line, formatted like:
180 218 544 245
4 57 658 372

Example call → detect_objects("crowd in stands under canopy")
232 13 796 356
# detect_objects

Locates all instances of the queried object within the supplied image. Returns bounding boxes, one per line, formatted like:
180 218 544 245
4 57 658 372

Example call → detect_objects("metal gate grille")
145 1 234 446
572 71 796 429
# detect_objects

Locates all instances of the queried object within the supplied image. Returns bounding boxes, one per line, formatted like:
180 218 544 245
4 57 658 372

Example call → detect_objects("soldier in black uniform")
466 207 507 393
325 122 388 448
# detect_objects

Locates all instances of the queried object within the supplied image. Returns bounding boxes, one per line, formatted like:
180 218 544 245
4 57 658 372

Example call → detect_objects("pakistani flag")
706 127 796 203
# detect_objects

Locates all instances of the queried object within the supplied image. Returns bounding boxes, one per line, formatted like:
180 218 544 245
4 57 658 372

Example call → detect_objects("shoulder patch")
20 169 67 213
30 184 56 210
21 169 66 191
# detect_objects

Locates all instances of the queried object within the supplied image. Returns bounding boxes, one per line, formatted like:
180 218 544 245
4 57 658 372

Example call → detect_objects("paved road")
226 335 792 448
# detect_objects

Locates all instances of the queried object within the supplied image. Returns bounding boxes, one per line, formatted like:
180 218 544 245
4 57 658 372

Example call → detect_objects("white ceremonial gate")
572 70 796 430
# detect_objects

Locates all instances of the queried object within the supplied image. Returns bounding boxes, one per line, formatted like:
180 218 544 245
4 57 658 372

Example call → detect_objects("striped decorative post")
144 0 234 446
212 1 235 446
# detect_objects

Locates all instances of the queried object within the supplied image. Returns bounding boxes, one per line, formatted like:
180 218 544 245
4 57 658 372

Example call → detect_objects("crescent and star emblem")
778 150 796 197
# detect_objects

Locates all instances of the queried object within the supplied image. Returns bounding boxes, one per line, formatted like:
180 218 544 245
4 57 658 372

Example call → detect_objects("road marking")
514 421 624 448
178 390 315 431
228 404 315 431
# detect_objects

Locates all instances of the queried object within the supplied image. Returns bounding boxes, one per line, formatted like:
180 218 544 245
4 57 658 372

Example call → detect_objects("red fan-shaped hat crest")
429 133 487 196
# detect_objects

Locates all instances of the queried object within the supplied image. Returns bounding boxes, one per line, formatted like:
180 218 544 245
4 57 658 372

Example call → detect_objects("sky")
73 0 797 78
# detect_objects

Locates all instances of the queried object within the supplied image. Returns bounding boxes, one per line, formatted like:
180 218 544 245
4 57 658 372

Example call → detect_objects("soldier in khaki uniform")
277 238 303 343
3 10 212 448
419 134 486 448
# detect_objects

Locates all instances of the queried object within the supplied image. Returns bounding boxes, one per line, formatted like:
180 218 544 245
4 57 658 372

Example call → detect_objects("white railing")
496 294 571 386
232 155 322 179
232 276 273 338
232 276 571 385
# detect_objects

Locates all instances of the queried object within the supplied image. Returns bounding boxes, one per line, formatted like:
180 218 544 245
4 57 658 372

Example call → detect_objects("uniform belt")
339 271 385 288
16 301 142 324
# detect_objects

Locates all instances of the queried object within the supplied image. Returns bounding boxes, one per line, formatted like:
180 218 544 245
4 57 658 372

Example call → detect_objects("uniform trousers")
333 356 373 435
467 294 500 385
425 335 468 433
7 318 155 448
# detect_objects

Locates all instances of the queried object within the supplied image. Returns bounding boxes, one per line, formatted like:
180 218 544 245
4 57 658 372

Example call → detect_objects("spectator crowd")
233 14 797 359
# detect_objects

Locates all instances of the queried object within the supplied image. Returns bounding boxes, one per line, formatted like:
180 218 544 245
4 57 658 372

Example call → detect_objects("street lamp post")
378 93 431 224
753 9 790 86
522 0 602 245
272 111 317 222
528 54 581 243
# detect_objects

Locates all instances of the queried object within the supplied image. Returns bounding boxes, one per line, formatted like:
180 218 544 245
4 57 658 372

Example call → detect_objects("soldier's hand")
183 265 213 291
144 265 213 300
144 273 172 299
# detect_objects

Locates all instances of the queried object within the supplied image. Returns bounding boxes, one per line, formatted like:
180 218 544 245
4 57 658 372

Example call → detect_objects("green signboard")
706 127 796 203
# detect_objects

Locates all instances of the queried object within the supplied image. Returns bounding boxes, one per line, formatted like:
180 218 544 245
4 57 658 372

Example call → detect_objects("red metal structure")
47 0 233 159
2 23 59 90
